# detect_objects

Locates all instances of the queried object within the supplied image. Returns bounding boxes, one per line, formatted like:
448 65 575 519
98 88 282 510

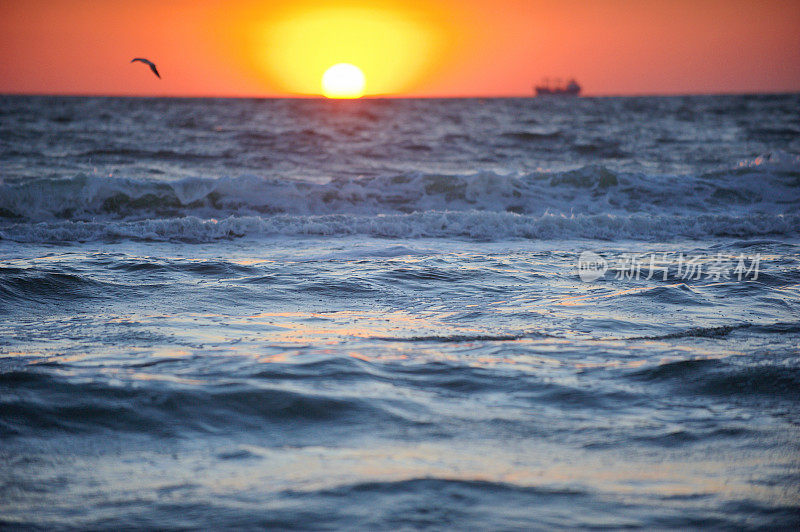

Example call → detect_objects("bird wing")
131 58 160 78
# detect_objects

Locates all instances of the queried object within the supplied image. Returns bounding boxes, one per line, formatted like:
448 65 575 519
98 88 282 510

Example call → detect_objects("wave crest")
2 211 797 243
1 154 798 223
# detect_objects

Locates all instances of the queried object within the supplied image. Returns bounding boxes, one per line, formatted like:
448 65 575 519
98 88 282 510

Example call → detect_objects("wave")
373 333 528 342
1 211 797 243
629 324 752 341
631 355 800 399
0 270 118 303
1 152 798 224
1 152 796 243
0 370 408 438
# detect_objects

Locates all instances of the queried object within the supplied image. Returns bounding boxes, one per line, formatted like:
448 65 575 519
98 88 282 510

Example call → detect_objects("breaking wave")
1 152 798 243
2 211 797 243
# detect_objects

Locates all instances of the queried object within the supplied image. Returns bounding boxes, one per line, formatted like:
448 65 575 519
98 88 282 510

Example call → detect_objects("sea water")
1 95 799 528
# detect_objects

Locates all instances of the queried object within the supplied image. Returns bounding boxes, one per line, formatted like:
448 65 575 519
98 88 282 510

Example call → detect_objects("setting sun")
321 63 366 99
252 5 441 97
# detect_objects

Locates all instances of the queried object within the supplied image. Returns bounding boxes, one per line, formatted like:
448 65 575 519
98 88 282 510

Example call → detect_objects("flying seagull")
131 57 160 79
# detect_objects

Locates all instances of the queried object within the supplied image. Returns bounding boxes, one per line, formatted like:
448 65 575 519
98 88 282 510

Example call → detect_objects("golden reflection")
155 305 746 372
181 441 799 506
3 351 36 358
126 372 204 385
555 284 679 306
33 353 90 364
157 349 193 358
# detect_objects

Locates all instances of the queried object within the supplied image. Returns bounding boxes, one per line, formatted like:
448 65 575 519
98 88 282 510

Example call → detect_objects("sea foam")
1 153 798 243
2 211 797 243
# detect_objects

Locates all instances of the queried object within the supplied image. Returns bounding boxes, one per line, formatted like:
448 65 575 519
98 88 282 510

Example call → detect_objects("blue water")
1 94 799 529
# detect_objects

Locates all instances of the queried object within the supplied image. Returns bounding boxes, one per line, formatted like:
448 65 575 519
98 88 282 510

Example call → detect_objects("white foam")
1 154 799 224
2 211 797 243
2 153 798 243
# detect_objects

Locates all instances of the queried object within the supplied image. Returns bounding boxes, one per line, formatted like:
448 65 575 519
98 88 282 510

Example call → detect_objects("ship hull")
535 87 580 97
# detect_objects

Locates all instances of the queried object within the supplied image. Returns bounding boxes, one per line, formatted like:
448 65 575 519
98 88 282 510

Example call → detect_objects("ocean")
1 94 799 529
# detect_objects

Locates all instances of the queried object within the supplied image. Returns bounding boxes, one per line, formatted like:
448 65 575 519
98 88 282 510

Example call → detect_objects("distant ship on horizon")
534 78 581 97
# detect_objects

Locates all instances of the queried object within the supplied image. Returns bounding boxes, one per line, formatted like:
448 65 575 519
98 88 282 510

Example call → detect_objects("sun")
321 63 366 99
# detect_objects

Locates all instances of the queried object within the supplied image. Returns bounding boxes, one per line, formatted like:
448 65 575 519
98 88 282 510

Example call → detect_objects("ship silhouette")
534 78 581 97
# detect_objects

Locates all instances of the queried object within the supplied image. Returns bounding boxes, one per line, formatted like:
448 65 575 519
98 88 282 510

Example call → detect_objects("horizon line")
2 89 799 100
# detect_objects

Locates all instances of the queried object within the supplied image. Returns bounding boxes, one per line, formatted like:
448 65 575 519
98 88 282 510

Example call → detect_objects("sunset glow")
0 0 798 97
254 4 439 97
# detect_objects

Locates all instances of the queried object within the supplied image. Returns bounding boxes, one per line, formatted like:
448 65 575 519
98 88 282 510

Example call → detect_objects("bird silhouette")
130 58 160 79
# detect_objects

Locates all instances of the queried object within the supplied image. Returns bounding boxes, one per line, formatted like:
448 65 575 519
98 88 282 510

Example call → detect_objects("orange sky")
1 0 799 97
